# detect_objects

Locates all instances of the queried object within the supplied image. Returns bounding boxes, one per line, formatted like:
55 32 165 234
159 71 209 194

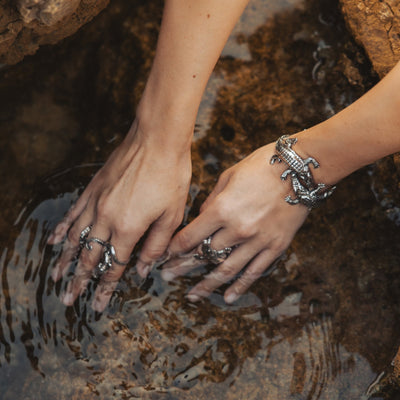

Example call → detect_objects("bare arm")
295 60 400 185
49 0 250 311
165 60 400 304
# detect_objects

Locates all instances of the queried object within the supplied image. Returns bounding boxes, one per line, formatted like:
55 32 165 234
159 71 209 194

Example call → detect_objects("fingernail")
161 270 176 282
187 294 201 302
136 260 156 278
92 297 106 313
61 291 74 306
225 292 238 304
51 263 60 281
48 224 63 244
47 232 56 244
157 250 172 264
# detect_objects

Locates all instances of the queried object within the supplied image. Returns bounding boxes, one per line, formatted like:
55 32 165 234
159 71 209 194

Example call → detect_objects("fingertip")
186 293 201 302
161 269 176 282
92 297 107 312
136 260 152 278
224 291 239 304
51 263 61 282
61 291 75 306
47 222 69 245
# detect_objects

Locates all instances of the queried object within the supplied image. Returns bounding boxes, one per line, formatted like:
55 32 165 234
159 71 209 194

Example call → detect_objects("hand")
162 143 309 304
48 120 191 311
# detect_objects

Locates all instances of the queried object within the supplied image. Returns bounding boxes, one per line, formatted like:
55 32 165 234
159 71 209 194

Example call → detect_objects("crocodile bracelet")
270 135 336 209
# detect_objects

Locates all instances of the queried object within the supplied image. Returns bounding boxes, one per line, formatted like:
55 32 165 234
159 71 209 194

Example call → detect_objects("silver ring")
92 244 113 279
79 228 130 278
79 225 92 248
84 237 108 251
194 236 232 265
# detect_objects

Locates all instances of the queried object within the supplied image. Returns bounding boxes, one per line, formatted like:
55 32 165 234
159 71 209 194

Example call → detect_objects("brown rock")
0 0 109 65
339 0 400 78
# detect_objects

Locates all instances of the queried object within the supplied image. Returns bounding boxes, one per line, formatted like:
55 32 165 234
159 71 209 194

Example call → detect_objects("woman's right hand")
48 119 192 312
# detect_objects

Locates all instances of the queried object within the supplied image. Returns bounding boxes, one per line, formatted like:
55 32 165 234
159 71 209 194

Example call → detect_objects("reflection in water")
0 0 400 398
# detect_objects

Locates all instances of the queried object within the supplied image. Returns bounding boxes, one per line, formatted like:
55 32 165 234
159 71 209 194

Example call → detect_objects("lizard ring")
194 236 233 265
79 227 130 278
79 225 92 248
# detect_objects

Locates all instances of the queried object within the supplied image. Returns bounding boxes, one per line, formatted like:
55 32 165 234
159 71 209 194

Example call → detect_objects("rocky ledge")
339 0 400 78
0 0 109 65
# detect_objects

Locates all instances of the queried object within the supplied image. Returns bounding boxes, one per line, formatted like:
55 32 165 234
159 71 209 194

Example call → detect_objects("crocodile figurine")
270 135 335 209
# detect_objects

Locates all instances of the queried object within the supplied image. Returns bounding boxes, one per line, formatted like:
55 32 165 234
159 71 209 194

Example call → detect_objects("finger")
51 212 93 281
199 171 231 213
136 214 182 278
91 233 135 312
161 226 241 281
47 192 91 245
187 241 260 302
168 206 223 256
224 248 281 304
161 250 208 281
51 206 93 282
61 224 110 306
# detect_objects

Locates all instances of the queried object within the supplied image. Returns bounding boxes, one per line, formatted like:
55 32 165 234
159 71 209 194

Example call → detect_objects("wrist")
129 98 195 155
291 124 353 186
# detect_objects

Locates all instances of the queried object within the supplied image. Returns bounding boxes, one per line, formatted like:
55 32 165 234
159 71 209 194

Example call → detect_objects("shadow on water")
0 0 400 399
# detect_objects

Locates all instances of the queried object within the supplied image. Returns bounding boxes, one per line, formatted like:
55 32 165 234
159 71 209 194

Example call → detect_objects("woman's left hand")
162 142 309 304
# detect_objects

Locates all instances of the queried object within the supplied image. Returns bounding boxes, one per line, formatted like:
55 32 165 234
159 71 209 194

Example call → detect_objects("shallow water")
0 0 400 399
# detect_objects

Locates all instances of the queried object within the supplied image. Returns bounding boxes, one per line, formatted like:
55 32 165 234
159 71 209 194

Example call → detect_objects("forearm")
136 0 249 151
294 61 400 185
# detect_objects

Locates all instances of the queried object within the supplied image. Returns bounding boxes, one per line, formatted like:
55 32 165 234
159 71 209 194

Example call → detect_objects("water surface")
0 0 399 399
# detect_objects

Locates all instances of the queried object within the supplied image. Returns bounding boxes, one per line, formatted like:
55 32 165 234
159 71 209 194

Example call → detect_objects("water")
0 0 400 398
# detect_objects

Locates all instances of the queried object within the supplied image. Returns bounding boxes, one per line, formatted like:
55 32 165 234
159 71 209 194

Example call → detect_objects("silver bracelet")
270 135 336 209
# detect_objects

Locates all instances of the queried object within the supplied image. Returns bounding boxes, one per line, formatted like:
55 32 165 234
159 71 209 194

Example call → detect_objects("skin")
49 0 400 311
164 61 400 304
48 0 249 312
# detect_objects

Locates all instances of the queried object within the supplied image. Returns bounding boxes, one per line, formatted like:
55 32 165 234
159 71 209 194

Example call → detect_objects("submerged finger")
136 214 182 278
91 234 135 312
168 207 223 255
51 214 93 281
161 250 207 281
47 193 90 245
187 242 259 302
162 227 240 281
224 248 280 304
61 224 109 306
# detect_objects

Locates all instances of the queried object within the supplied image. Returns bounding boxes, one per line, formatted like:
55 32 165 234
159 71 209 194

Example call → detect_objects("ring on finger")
194 236 233 265
88 241 130 279
79 225 92 248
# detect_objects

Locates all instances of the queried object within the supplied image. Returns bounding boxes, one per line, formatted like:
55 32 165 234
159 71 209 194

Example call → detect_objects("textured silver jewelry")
270 135 336 209
79 225 92 248
79 229 130 278
194 236 232 265
91 242 130 279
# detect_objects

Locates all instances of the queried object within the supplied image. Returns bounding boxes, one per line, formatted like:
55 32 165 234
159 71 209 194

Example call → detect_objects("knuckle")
207 264 235 283
67 226 80 246
174 230 193 251
96 194 113 222
102 266 124 282
237 271 260 288
170 213 184 230
271 236 289 254
213 197 230 221
235 221 256 240
115 218 135 236
141 246 167 263
79 248 99 267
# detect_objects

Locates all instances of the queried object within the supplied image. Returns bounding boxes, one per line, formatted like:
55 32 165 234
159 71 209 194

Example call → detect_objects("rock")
340 0 400 227
339 0 400 78
0 0 109 65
